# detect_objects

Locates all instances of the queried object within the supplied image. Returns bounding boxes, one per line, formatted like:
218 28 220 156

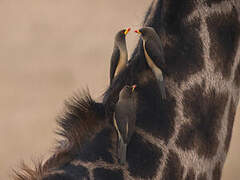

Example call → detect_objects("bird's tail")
118 137 127 165
153 69 166 100
158 80 166 100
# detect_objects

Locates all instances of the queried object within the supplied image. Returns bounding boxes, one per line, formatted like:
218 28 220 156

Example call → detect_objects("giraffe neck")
129 0 240 179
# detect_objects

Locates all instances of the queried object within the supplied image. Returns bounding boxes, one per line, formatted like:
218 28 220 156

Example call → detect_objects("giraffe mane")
56 89 106 148
12 89 107 180
12 160 45 180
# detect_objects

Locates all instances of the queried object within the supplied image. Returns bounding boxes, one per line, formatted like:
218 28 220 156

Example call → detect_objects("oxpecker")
113 85 137 165
110 28 130 85
135 27 167 99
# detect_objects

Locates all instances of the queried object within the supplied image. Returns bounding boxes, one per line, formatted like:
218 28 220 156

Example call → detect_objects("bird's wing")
114 101 133 142
145 40 166 69
110 47 120 84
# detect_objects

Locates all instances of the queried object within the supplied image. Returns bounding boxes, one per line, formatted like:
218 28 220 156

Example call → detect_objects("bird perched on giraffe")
103 28 131 110
135 27 167 100
110 28 130 85
113 84 137 165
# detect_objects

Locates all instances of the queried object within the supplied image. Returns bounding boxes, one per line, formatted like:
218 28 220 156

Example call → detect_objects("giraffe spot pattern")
234 63 240 87
206 0 225 7
77 128 114 163
149 0 197 31
162 150 184 180
224 98 236 151
127 133 163 179
43 173 75 180
164 18 204 83
212 162 222 180
163 0 197 29
176 123 195 151
136 81 176 142
141 0 204 83
163 0 203 83
58 164 90 180
93 168 123 180
185 168 196 180
177 83 228 158
197 173 207 180
207 8 240 79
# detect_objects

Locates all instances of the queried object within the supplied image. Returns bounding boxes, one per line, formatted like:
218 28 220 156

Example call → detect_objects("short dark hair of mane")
56 89 106 149
12 89 106 180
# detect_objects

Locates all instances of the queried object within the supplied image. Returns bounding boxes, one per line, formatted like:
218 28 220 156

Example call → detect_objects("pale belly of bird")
143 42 163 81
114 53 127 77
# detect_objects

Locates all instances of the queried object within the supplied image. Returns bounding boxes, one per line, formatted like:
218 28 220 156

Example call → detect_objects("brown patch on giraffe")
163 18 204 83
224 97 236 151
127 133 163 179
177 83 228 158
162 0 203 82
197 173 207 180
58 164 90 180
206 0 225 7
163 0 197 28
93 168 123 180
77 128 114 163
162 151 184 180
146 0 198 32
185 168 196 180
234 63 240 87
43 173 75 180
136 82 176 142
207 8 240 79
212 162 222 180
176 123 195 151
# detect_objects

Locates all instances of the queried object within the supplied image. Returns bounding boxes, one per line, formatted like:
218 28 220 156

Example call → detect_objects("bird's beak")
124 28 131 35
134 30 141 34
132 84 136 92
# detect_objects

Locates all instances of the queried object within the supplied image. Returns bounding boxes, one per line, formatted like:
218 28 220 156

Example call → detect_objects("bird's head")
131 84 137 92
134 27 156 40
115 28 131 42
119 84 137 99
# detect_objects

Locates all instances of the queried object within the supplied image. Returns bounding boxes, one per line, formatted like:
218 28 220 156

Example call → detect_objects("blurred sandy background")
0 1 239 179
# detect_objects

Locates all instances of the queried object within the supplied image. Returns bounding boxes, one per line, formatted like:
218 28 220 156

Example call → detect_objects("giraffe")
13 0 240 179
